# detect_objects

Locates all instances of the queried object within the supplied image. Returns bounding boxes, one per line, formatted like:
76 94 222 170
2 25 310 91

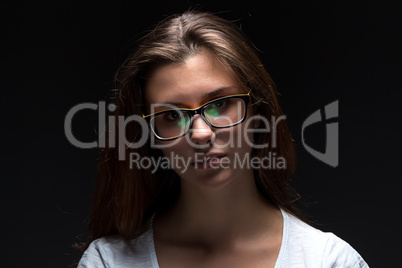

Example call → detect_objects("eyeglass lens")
150 97 246 140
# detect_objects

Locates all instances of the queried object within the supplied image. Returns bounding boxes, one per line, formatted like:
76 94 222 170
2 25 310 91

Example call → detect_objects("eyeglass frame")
142 90 252 141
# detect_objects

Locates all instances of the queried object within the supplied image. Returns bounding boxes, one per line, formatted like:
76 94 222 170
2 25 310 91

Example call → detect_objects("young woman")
77 11 369 268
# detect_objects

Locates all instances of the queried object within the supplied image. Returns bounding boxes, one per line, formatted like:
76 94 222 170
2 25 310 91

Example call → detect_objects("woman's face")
145 50 257 189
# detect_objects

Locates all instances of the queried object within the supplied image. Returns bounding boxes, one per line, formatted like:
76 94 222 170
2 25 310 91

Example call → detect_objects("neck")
155 169 282 249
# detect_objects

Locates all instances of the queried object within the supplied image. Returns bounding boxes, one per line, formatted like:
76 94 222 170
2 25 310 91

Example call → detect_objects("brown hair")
83 10 300 249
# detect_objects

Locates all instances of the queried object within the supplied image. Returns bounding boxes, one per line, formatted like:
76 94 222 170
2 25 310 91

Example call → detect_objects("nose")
189 115 214 145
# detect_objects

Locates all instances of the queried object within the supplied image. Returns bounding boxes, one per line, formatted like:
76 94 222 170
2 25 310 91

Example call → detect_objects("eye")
204 100 228 118
212 100 227 109
163 110 181 122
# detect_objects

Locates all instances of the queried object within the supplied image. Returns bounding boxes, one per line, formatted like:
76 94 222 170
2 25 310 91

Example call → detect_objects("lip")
191 153 227 169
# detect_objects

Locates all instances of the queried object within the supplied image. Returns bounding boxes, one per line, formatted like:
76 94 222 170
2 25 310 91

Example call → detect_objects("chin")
180 167 235 190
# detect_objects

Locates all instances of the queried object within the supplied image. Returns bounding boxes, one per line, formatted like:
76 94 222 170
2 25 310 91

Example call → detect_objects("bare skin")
146 50 284 268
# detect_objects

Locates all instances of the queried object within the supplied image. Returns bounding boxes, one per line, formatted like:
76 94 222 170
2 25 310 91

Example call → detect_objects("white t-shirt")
78 210 369 267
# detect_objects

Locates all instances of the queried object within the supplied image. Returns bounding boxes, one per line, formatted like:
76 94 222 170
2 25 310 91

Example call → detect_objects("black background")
2 0 401 267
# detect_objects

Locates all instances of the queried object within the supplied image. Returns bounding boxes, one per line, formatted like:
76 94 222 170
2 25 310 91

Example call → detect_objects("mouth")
191 153 228 169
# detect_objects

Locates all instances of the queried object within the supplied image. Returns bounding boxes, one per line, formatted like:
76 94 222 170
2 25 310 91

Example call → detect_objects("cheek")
159 139 188 158
234 117 256 152
158 140 191 175
239 125 255 153
213 124 254 151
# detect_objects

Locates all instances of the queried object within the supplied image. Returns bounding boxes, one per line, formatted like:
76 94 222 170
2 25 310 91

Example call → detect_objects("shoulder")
322 232 368 267
77 230 157 268
278 211 369 268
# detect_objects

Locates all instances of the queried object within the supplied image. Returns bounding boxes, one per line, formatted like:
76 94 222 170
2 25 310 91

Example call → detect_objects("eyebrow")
203 86 232 100
156 86 236 108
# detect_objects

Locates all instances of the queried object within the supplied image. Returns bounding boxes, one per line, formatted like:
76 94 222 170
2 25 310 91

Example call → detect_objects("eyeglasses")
143 91 251 141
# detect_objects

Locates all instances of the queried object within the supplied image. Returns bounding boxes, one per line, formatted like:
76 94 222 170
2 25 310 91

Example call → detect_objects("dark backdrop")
2 0 401 267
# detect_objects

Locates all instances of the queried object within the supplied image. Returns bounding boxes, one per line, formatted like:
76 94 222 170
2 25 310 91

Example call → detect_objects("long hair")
84 10 300 249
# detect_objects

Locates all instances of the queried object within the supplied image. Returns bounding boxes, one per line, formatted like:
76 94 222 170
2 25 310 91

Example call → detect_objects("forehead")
144 50 243 108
